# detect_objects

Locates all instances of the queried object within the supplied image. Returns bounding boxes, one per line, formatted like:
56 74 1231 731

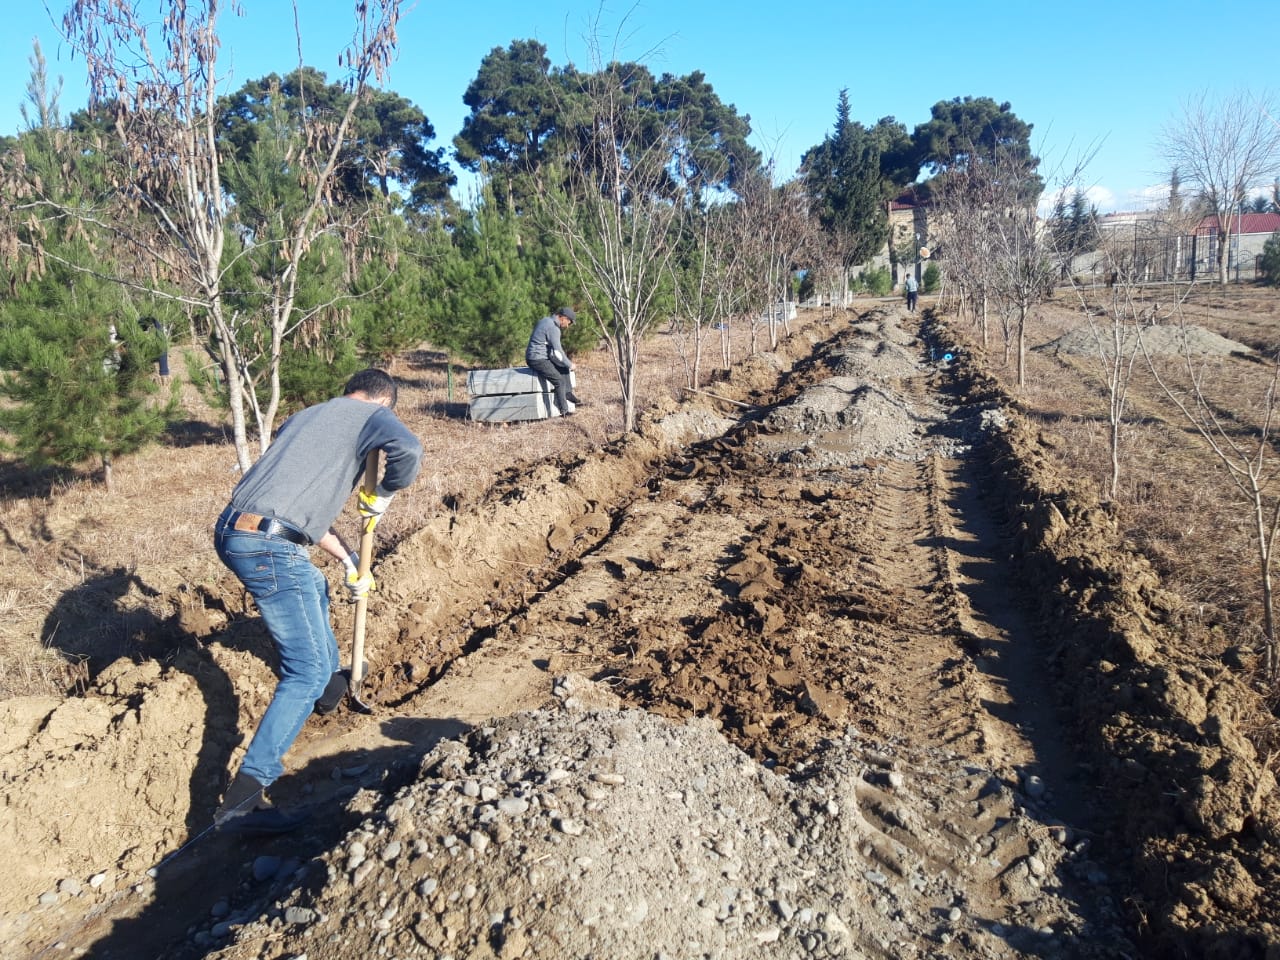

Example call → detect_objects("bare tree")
51 0 402 471
537 55 688 433
1065 273 1191 499
930 153 1039 368
1143 329 1280 681
941 197 998 348
670 201 750 390
1160 89 1280 285
739 172 813 351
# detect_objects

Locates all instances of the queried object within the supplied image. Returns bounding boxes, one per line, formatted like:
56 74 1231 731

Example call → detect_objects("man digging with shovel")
212 369 422 834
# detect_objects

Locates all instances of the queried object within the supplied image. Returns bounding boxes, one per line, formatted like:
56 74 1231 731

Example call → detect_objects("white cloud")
1083 185 1116 212
1038 183 1117 216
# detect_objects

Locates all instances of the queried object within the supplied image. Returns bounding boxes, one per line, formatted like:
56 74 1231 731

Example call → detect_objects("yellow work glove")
342 553 376 599
357 485 394 530
345 569 376 599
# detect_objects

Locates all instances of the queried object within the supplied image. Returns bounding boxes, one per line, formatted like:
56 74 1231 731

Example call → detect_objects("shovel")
348 450 378 714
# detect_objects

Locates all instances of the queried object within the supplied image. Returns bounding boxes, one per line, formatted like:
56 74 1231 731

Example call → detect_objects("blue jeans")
214 509 339 786
527 357 571 415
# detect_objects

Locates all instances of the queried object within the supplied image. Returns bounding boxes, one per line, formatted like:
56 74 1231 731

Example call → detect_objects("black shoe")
214 773 309 835
566 392 584 406
314 670 349 715
219 804 311 836
215 771 264 818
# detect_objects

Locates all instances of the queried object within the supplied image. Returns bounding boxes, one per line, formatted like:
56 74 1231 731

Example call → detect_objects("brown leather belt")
225 510 311 546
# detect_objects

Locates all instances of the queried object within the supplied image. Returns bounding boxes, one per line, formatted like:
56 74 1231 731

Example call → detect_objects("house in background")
1083 210 1278 283
1193 212 1280 281
884 193 931 284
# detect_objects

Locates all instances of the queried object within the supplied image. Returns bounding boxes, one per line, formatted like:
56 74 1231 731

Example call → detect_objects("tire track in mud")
414 305 1103 809
379 310 1135 955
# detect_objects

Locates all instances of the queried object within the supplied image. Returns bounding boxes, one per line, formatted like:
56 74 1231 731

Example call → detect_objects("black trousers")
528 357 571 415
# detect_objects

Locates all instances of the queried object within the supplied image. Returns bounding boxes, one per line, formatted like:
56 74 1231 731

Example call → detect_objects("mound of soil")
211 703 1127 960
1037 323 1252 358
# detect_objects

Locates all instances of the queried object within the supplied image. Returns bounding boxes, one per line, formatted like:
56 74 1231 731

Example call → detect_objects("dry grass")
0 314 825 700
950 284 1280 678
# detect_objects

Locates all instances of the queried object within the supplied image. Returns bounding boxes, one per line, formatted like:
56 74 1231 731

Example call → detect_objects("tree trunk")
1016 303 1028 389
1217 211 1235 284
211 301 253 473
1252 487 1278 679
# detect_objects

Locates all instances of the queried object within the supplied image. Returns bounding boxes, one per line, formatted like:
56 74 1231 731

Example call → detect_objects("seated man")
525 307 582 416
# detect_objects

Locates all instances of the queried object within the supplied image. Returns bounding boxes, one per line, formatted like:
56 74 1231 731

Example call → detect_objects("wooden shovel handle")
351 450 379 686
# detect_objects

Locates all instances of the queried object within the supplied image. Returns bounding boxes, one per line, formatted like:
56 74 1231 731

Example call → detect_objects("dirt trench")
3 307 1276 959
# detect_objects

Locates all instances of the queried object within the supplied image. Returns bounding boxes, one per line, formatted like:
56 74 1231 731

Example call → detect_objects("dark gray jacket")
525 315 569 368
228 397 422 543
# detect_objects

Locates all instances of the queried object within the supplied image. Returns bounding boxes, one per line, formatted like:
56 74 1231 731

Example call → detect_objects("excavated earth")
2 306 1277 960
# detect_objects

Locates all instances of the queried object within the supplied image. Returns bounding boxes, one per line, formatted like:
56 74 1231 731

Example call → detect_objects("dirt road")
6 306 1275 959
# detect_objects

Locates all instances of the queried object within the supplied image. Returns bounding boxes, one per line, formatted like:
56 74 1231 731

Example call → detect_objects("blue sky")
3 0 1274 213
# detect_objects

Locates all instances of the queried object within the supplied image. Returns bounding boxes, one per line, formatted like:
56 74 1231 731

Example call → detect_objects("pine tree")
351 216 433 370
1 74 177 491
445 186 541 366
0 255 177 491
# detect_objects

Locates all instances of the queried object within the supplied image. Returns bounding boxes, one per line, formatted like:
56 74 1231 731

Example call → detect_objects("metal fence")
1084 225 1272 284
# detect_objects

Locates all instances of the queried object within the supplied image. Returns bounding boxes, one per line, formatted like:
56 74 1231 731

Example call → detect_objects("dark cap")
556 306 576 323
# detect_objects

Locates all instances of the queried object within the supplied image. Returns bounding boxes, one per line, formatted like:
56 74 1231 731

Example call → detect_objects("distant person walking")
525 307 582 417
212 368 422 833
904 274 919 313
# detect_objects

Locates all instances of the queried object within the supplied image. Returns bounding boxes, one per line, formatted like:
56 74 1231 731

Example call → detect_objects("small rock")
88 873 108 890
284 906 315 925
1023 774 1046 799
252 856 282 882
556 818 585 837
497 797 529 816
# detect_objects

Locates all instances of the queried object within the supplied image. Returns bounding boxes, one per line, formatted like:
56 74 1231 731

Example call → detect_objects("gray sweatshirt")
228 397 422 543
525 315 568 367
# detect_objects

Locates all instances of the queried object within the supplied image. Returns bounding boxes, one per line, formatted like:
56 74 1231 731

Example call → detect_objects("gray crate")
470 392 569 422
467 367 576 422
467 367 575 396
